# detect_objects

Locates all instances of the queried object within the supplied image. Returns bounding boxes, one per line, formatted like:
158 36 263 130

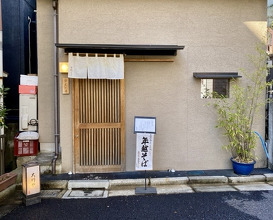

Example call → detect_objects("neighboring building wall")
2 0 37 122
37 0 267 173
1 0 36 172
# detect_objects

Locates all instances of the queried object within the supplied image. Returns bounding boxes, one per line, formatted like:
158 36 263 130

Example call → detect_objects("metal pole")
52 0 59 175
144 170 147 190
0 135 5 175
268 89 273 168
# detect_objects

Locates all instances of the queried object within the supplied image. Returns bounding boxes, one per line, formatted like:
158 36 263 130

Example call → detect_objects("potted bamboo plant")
212 45 271 175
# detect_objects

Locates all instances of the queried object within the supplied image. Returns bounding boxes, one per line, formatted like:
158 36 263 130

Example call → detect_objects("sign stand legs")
135 170 157 194
145 170 147 190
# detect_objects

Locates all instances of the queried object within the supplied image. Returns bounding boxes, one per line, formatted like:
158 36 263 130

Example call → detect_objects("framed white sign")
134 116 156 134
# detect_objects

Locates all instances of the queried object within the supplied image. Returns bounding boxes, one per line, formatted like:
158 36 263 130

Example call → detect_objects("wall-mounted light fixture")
59 62 69 73
22 161 41 206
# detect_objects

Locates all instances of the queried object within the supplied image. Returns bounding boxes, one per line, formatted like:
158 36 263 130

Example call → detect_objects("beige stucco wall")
37 0 55 152
37 0 267 173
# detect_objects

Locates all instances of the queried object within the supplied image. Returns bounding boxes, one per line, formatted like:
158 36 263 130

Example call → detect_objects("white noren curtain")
68 53 124 79
68 53 88 79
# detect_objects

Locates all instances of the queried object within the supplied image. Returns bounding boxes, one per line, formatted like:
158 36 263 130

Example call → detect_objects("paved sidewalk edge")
38 174 273 190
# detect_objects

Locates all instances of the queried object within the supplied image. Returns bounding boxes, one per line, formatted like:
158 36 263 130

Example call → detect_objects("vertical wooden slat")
110 127 113 165
87 129 90 165
114 128 117 164
91 80 94 124
93 80 96 123
91 129 94 165
114 80 116 122
116 129 118 165
79 80 82 123
82 129 85 166
79 129 81 165
81 129 84 166
107 128 109 165
84 129 87 165
94 128 97 165
105 80 108 123
102 80 104 122
104 128 106 165
80 129 83 165
73 79 80 171
87 80 90 123
100 80 102 123
83 80 85 118
95 128 97 166
94 80 96 123
83 79 85 123
96 80 99 123
98 79 101 123
109 80 112 123
117 80 120 122
98 128 101 165
107 80 111 123
101 129 103 165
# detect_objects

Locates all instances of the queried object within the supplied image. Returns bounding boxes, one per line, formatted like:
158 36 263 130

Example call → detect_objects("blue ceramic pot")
231 158 256 175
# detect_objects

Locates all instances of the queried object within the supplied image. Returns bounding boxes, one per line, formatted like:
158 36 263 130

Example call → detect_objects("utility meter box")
19 94 38 131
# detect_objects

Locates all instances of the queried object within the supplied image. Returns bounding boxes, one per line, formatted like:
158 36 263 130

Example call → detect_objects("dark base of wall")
268 162 273 170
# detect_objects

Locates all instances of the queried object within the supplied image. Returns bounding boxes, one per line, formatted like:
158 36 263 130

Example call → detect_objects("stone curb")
38 174 273 191
68 180 109 190
150 177 189 185
264 173 273 182
103 177 190 188
228 175 265 184
109 179 144 187
188 176 228 184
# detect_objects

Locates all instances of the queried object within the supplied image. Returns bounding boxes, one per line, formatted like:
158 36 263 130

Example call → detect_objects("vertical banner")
135 133 154 170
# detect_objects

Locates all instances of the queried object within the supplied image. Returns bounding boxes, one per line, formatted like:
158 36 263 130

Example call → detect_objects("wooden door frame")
72 79 125 173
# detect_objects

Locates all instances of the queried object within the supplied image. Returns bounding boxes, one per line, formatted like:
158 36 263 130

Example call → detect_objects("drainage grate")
41 190 62 198
62 188 108 199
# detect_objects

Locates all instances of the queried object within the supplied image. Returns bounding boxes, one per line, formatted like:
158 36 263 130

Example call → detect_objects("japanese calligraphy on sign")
135 133 154 170
26 166 40 195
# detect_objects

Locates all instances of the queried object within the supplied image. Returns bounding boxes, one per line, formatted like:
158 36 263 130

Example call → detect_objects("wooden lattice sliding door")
73 79 125 173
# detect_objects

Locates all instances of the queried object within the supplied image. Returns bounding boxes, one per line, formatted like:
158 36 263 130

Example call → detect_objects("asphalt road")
2 190 273 220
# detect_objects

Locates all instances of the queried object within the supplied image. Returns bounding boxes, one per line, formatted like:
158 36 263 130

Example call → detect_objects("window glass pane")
213 79 229 98
200 79 229 98
201 79 213 98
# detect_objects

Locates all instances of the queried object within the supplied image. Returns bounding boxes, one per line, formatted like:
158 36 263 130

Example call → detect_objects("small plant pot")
0 172 17 192
231 158 256 175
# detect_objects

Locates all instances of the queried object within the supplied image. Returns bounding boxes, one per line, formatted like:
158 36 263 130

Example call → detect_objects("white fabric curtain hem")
68 53 124 79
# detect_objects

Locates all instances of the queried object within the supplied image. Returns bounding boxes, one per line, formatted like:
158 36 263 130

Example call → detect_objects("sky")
269 0 273 6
